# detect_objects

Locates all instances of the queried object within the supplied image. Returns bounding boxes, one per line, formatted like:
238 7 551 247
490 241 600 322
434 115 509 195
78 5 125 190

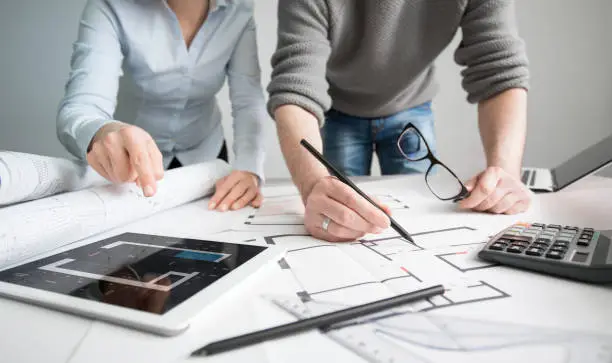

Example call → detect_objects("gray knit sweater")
267 0 529 124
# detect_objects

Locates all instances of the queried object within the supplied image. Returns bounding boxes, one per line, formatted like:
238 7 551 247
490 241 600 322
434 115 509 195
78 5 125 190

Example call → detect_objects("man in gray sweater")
267 0 532 242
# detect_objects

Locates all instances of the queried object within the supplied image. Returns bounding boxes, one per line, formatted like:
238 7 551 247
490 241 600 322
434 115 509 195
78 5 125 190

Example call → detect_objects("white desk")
1 175 611 363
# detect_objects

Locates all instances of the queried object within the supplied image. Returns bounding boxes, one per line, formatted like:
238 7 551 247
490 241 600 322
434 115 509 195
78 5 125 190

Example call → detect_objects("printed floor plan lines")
242 193 411 227
262 233 512 315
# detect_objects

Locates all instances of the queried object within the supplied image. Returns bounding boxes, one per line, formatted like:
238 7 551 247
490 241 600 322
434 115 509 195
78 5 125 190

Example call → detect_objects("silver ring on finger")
321 216 331 232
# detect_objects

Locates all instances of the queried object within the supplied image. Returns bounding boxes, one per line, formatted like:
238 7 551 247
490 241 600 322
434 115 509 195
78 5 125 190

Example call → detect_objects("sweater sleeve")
266 0 332 126
455 0 529 104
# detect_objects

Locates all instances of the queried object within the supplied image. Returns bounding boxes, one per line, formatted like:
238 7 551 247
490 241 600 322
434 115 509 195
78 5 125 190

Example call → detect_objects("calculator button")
559 232 575 238
547 224 562 230
531 242 549 249
501 235 530 242
577 239 591 247
506 245 525 254
510 236 534 243
525 248 544 256
536 238 552 244
545 251 564 260
497 238 512 244
555 238 572 244
564 226 579 231
489 243 507 251
580 233 593 239
549 246 567 253
552 241 570 248
583 228 594 232
531 223 545 228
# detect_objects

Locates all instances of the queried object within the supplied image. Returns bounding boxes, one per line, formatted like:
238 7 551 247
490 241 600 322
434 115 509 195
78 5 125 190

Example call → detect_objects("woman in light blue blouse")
57 0 267 211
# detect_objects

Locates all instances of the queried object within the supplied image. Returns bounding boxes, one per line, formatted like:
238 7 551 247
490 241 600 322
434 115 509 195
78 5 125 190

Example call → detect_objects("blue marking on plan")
174 251 225 262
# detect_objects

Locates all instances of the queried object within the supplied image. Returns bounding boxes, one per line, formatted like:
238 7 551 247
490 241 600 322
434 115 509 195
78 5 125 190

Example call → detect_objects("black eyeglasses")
396 123 469 202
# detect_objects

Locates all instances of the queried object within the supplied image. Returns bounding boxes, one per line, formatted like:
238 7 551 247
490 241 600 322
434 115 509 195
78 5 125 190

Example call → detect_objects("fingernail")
209 202 216 210
144 185 154 197
219 204 228 212
374 227 384 234
231 203 240 210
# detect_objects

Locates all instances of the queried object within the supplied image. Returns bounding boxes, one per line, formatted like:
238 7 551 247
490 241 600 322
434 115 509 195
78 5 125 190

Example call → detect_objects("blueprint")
219 185 612 363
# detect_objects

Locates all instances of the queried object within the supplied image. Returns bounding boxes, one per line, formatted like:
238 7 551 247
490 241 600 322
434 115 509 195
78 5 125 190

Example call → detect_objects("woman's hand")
87 122 164 197
208 170 263 212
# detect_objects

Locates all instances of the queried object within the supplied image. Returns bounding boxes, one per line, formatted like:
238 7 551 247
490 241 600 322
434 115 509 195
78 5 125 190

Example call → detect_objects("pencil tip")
191 348 208 356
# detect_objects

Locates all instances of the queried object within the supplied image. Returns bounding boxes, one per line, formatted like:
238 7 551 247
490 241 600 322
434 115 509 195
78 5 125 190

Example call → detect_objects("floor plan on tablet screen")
0 233 267 314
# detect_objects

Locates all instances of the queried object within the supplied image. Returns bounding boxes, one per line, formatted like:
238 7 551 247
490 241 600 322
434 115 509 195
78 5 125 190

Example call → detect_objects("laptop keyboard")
522 169 537 186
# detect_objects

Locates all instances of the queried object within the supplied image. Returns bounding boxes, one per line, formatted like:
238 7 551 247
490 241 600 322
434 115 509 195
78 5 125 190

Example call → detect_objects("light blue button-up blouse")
57 0 267 179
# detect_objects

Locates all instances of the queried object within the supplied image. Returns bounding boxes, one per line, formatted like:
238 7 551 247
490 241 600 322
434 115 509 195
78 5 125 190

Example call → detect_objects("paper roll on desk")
0 151 108 206
0 158 231 268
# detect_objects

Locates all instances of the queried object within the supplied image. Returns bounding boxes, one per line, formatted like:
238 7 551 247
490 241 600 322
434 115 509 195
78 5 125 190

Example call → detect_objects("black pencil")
300 139 415 243
191 284 445 356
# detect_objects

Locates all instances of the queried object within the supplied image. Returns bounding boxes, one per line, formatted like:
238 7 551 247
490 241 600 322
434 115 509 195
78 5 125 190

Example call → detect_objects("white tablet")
0 232 283 337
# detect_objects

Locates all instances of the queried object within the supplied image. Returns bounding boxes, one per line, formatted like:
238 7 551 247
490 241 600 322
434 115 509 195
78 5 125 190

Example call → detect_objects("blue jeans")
321 102 436 176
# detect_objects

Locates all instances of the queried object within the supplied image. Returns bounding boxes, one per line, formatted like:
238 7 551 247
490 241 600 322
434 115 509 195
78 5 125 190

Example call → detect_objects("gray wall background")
1 0 611 180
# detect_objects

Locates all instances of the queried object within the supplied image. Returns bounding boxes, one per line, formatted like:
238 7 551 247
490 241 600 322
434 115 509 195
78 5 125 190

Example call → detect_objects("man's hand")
303 176 391 242
209 170 263 212
458 166 532 215
87 122 164 197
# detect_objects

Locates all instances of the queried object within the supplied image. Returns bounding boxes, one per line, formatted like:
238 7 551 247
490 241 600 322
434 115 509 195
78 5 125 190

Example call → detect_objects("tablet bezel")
0 233 284 337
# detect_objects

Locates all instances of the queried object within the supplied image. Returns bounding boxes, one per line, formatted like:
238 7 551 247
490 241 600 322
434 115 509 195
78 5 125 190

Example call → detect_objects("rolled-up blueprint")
0 159 231 268
0 151 108 206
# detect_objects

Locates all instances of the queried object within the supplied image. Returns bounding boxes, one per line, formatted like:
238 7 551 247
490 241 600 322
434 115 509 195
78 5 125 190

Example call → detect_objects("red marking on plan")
456 251 468 255
400 266 410 274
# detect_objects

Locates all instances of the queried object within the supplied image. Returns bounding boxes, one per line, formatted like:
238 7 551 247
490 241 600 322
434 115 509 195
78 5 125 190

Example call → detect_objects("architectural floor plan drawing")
206 183 612 363
262 226 510 316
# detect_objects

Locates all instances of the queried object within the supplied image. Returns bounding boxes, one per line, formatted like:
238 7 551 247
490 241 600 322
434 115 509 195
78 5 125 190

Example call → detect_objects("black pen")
300 139 415 243
191 284 445 357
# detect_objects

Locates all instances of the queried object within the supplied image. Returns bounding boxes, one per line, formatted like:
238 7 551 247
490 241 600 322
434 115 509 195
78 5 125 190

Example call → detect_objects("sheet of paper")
0 160 231 268
232 180 612 362
0 151 107 206
256 229 612 363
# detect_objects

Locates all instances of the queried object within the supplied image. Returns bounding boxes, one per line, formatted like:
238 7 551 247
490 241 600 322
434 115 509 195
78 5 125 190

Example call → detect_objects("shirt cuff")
233 151 266 186
75 119 118 160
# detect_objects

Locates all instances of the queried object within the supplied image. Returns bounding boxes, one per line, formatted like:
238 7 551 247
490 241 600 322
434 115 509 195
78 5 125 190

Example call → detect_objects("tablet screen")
0 233 267 315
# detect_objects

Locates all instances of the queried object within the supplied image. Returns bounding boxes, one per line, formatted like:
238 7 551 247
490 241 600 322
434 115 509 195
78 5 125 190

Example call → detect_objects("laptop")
521 134 612 192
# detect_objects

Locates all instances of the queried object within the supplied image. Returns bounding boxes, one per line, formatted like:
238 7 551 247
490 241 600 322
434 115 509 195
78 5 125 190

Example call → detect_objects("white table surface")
1 175 611 363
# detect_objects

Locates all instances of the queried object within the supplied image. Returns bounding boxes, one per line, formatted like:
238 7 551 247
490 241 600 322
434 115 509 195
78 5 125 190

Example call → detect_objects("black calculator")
478 222 612 283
